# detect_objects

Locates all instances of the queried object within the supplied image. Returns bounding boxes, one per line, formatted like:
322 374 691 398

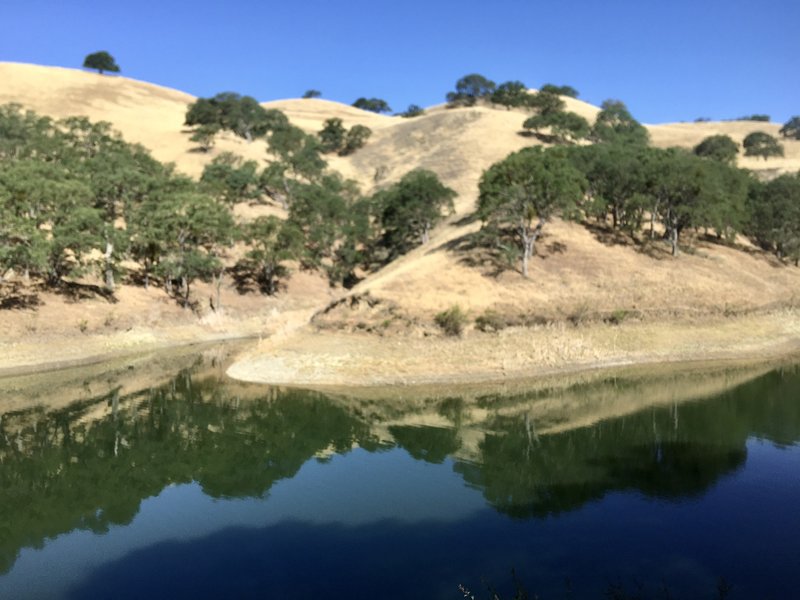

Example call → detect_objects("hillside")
1 62 799 378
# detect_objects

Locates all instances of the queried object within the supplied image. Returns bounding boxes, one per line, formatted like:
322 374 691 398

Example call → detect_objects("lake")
1 345 799 599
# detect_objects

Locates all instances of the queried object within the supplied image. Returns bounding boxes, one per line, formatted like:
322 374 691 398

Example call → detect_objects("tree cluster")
522 91 590 144
0 104 458 309
477 139 798 277
185 92 289 143
318 118 372 156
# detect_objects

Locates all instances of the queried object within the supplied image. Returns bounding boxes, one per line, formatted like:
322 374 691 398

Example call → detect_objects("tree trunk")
213 271 223 312
104 241 115 292
265 265 276 295
181 276 189 307
612 205 619 229
670 226 679 257
421 222 430 245
520 219 545 278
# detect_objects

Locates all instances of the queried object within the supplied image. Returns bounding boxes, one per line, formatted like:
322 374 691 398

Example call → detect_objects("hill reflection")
1 351 799 574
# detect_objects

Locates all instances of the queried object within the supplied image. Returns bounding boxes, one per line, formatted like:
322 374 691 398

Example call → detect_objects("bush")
434 305 468 336
475 309 508 332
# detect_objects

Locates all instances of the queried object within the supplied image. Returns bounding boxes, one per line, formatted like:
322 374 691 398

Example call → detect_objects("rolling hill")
1 61 799 378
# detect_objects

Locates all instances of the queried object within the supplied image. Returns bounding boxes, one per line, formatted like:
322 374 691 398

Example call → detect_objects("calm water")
1 348 799 599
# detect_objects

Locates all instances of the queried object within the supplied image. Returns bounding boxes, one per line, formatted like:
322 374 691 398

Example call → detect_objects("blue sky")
1 0 798 123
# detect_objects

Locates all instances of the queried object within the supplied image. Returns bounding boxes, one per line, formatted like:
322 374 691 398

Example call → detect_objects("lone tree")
478 147 586 277
352 98 392 113
539 84 579 98
743 131 784 160
446 74 496 107
780 116 800 140
302 90 322 99
83 51 120 74
590 99 649 145
693 135 739 164
376 169 456 256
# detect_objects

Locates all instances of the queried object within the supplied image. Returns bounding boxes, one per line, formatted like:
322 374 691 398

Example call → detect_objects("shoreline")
225 310 800 389
3 310 799 387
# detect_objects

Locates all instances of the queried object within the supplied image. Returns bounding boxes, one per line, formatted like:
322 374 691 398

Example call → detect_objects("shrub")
475 309 508 332
435 305 468 336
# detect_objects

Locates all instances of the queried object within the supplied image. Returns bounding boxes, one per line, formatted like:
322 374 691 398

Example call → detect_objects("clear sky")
1 0 798 124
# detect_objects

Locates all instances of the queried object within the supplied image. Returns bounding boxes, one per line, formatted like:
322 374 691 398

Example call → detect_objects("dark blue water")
1 353 799 599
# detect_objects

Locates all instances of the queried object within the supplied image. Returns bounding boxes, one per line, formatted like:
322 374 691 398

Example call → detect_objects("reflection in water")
1 352 799 598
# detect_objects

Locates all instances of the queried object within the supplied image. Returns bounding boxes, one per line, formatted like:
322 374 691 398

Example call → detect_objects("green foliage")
780 116 800 140
189 123 219 152
568 144 649 232
590 99 649 146
352 97 392 113
743 131 785 160
82 51 120 74
200 152 260 205
490 81 531 109
446 74 496 107
237 216 302 294
0 103 245 306
539 83 579 98
434 305 468 336
478 147 586 277
644 149 748 256
318 118 347 153
524 111 590 144
527 91 566 115
318 119 372 156
185 93 288 141
341 125 372 156
302 89 321 99
375 169 456 258
747 174 800 261
398 104 425 118
693 135 739 164
737 114 770 122
288 174 363 272
262 125 327 208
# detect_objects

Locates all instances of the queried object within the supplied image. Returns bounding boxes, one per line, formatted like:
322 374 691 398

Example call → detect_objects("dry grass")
2 62 800 379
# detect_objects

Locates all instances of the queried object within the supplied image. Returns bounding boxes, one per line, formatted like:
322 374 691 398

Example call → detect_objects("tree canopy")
376 169 456 256
185 93 289 141
779 116 800 140
590 100 649 146
743 131 784 160
83 51 120 74
446 74 496 107
693 135 739 164
352 98 392 113
539 84 579 98
491 81 531 109
478 147 586 277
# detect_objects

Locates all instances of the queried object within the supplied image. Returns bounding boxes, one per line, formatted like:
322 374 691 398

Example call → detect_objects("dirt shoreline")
3 310 799 386
225 310 800 389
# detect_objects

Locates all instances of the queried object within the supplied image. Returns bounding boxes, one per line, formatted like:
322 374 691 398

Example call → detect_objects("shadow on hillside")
56 281 118 304
0 282 42 310
434 230 511 278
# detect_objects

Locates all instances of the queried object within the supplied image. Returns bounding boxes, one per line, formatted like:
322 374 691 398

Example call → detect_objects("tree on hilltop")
83 51 120 74
539 84 579 98
302 90 322 99
743 131 784 160
590 99 649 146
352 98 392 113
780 116 800 140
446 74 496 107
491 81 531 109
